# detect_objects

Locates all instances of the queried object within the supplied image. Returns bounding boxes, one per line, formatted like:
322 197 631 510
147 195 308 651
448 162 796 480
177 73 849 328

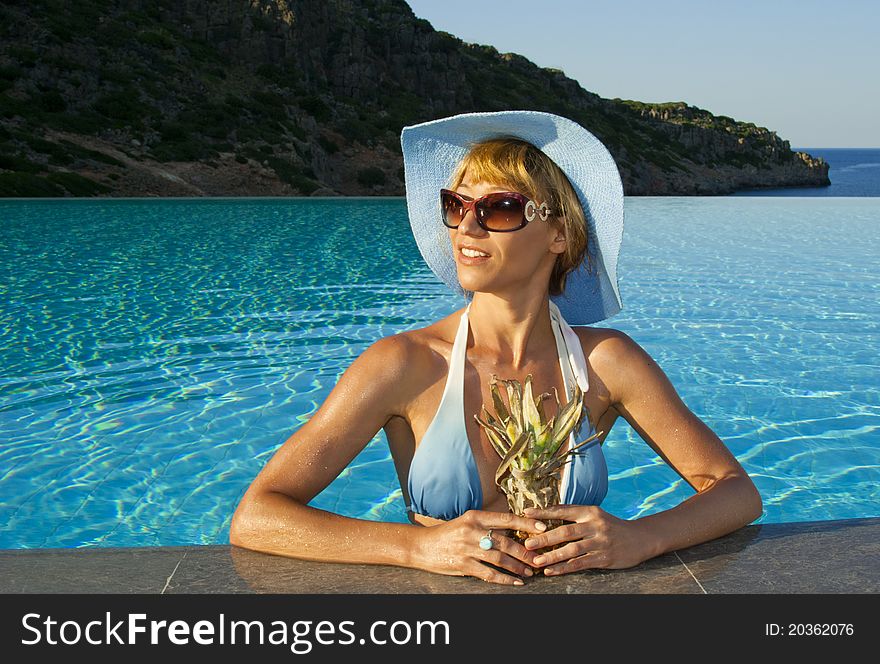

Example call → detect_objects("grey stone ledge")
1 517 877 594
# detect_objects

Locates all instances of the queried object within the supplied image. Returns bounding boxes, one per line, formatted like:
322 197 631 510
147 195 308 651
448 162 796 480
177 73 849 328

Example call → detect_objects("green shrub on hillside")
318 135 339 154
0 94 31 120
36 90 67 113
336 117 372 145
159 122 188 142
256 62 300 87
136 30 174 50
46 171 110 195
59 140 124 166
94 90 149 127
0 152 41 173
0 172 63 196
0 65 22 83
299 96 331 122
8 46 38 68
51 110 106 135
357 166 385 187
265 155 319 194
98 66 135 85
97 21 133 48
151 138 212 162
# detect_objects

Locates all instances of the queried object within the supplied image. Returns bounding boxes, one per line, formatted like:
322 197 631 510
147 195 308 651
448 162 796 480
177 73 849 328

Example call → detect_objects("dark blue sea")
733 147 880 197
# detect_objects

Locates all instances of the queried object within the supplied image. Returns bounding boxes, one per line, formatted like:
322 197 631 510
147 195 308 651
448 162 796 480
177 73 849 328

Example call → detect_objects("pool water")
1 197 878 549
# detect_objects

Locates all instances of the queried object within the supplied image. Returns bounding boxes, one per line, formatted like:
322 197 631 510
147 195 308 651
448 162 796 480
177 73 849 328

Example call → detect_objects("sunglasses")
440 188 554 232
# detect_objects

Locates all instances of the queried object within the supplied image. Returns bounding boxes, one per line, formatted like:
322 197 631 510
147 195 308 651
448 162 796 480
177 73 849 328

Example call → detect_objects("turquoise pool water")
1 197 878 549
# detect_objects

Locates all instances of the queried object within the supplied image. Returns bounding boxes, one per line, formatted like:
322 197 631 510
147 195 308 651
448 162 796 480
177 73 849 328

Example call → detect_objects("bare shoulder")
399 306 464 346
351 331 424 412
354 309 462 411
572 325 636 364
572 326 652 405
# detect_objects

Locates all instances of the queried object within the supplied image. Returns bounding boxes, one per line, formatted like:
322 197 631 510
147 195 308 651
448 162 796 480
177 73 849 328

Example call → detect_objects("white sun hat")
400 110 625 325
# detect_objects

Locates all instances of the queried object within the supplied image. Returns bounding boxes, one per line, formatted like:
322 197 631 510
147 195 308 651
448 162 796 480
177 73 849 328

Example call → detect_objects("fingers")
466 558 525 586
498 535 541 567
523 522 591 551
469 511 544 566
468 509 547 536
474 548 534 583
455 509 604 584
542 550 604 576
523 504 598 521
528 540 586 567
476 525 540 566
477 542 535 578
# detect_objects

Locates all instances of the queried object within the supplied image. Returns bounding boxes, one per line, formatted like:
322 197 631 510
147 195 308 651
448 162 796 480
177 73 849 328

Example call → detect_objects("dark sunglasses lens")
478 195 525 231
440 192 463 227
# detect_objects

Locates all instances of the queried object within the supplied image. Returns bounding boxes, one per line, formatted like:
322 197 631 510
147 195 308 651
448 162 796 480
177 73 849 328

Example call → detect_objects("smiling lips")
459 245 491 259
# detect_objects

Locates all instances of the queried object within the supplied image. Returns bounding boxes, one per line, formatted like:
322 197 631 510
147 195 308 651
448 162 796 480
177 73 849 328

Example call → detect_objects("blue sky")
405 0 878 147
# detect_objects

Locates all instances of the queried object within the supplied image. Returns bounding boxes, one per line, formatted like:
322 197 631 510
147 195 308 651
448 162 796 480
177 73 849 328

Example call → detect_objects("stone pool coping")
1 516 877 594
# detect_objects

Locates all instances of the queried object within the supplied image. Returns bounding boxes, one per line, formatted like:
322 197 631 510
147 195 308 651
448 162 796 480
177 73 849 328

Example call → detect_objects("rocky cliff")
0 0 829 196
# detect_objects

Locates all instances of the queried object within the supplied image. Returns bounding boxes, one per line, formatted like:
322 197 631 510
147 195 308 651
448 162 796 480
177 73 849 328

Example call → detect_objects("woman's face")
448 172 566 296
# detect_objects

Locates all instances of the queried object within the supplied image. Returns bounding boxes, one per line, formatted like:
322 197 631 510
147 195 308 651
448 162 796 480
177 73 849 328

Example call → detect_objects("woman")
230 110 763 586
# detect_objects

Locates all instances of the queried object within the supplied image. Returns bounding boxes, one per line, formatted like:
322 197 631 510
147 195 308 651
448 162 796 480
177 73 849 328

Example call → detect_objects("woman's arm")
229 334 421 565
606 329 763 554
521 329 763 574
230 333 546 584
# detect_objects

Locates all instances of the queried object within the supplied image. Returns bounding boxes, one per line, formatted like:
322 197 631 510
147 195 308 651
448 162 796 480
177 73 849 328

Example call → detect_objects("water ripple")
1 197 878 548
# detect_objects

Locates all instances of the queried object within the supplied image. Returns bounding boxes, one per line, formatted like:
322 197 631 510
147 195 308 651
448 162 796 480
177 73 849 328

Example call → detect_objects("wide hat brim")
400 110 625 325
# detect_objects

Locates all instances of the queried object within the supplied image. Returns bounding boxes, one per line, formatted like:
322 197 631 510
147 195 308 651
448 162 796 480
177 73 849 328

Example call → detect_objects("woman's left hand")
521 505 655 575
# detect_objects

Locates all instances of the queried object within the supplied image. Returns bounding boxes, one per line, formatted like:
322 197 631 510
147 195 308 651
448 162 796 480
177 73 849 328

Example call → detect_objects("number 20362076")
765 624 854 636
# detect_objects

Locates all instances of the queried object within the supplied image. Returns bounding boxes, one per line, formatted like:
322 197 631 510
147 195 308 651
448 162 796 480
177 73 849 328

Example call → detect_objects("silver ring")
478 529 494 551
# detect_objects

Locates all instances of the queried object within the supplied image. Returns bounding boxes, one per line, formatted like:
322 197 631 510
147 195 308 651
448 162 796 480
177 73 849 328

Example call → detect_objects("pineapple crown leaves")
474 406 510 459
489 374 510 425
475 373 592 488
488 373 553 437
504 427 605 487
504 377 524 433
494 430 531 486
548 383 585 454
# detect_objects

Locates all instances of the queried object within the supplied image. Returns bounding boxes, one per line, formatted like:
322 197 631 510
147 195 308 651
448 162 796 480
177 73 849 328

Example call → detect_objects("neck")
467 291 555 370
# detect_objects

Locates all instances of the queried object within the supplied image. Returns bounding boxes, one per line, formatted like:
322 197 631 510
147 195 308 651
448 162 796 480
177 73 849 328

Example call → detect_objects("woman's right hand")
411 510 547 585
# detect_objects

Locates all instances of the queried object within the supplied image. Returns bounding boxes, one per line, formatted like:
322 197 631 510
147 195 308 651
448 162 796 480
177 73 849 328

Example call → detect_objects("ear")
548 223 567 255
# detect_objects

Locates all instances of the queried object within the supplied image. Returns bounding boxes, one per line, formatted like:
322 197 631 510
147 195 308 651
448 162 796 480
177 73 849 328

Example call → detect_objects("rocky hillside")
0 0 829 197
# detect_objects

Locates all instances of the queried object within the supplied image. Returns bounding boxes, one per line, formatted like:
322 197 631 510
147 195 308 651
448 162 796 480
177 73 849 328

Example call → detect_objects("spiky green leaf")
489 375 511 426
505 379 523 432
549 385 584 453
522 374 543 438
495 430 531 485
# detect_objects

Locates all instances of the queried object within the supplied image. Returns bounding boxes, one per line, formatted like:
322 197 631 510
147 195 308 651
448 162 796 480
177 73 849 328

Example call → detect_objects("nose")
456 205 488 237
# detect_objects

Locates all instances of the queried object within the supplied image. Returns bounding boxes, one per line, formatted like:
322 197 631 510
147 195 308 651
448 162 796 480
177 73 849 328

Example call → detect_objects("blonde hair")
448 137 590 296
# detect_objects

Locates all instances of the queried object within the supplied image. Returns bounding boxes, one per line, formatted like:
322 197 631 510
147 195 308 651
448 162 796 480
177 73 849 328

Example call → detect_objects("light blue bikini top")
406 300 609 521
